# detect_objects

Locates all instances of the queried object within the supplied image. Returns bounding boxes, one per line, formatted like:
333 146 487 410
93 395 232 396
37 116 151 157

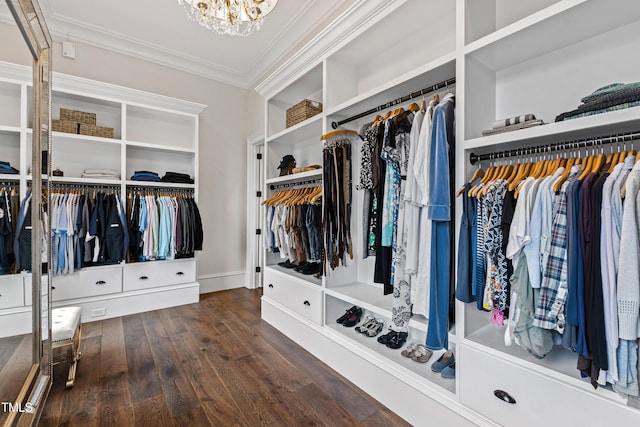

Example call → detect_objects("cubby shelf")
265 168 323 185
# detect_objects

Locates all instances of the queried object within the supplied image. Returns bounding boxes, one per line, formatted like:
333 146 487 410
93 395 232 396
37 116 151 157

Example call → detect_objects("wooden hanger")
407 102 420 113
320 129 359 140
456 167 484 197
420 99 427 111
552 156 576 192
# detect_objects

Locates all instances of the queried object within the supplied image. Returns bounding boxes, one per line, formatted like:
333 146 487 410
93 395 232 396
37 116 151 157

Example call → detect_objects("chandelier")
178 0 279 36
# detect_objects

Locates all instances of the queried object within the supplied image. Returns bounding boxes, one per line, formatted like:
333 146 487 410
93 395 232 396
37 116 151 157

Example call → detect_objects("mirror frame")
3 1 51 426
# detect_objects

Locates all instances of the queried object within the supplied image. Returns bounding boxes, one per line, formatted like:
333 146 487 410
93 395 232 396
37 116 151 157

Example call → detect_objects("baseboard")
198 271 245 293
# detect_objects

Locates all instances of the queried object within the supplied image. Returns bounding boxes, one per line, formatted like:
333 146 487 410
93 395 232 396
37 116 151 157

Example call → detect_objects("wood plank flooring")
40 288 410 426
0 333 34 426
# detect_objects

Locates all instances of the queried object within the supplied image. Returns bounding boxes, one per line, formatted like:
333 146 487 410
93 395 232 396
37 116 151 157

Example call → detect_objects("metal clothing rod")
469 130 640 165
331 77 456 129
270 178 322 191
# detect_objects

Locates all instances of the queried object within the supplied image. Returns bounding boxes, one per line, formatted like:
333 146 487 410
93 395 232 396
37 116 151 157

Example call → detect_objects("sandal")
355 316 376 334
386 331 408 349
411 345 433 363
377 329 396 345
364 318 384 337
401 342 419 358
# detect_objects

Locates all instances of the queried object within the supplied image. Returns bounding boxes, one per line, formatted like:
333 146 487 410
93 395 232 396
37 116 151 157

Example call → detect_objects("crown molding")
0 60 206 114
254 0 406 99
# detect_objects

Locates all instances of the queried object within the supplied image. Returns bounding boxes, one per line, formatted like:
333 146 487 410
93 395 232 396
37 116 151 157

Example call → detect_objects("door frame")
245 131 265 289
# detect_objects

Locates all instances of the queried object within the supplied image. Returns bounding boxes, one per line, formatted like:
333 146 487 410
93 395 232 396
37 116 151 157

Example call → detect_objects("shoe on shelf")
301 262 321 275
377 329 397 345
386 331 408 349
411 345 433 363
293 261 310 273
431 350 455 373
441 362 456 379
277 259 297 269
342 307 363 327
401 342 419 358
336 306 359 324
364 318 385 338
355 316 376 334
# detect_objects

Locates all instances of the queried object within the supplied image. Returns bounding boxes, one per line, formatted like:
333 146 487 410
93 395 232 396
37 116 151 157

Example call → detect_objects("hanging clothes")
322 133 354 272
425 92 455 351
127 191 203 262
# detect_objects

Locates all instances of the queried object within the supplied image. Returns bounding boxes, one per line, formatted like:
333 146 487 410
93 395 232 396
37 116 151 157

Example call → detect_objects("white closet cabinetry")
0 61 205 337
257 0 640 425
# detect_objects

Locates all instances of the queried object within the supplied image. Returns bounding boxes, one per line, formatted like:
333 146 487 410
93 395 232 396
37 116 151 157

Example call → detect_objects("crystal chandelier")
178 0 279 36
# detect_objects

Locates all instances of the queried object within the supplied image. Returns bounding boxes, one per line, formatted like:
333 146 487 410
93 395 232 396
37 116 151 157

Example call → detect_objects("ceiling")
0 0 352 88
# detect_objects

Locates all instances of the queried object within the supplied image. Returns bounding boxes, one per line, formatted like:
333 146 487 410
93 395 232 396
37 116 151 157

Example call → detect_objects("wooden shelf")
265 114 323 145
265 168 322 185
125 140 196 154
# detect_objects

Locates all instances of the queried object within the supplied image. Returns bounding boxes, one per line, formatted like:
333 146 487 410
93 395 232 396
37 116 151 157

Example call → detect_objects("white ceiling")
0 0 351 88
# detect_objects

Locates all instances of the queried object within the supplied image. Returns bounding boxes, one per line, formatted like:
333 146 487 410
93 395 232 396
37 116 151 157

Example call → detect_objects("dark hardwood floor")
41 288 410 426
0 333 33 426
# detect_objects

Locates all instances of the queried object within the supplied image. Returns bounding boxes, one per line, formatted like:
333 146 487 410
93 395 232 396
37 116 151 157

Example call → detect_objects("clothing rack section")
469 131 640 165
263 179 323 277
458 129 640 394
330 77 456 129
126 188 203 263
49 184 127 276
0 184 20 275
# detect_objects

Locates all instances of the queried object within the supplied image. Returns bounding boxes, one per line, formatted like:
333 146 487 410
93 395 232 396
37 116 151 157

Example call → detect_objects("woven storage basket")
286 99 322 128
60 108 97 125
79 123 114 139
52 120 79 134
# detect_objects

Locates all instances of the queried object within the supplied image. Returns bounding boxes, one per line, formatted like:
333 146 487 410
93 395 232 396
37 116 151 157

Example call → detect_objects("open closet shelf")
264 264 322 287
325 322 456 394
265 114 323 145
125 140 196 154
464 0 640 71
464 325 628 403
0 125 21 134
464 105 640 151
50 176 121 185
265 168 323 185
124 180 195 189
325 283 432 334
325 54 456 123
0 174 19 181
51 131 121 145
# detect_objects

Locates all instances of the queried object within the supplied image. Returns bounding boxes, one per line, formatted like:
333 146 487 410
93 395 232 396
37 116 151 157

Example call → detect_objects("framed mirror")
0 1 51 426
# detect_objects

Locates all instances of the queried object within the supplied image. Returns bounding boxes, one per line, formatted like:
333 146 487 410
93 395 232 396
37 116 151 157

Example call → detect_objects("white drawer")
46 266 122 301
0 275 24 309
459 345 640 426
263 268 322 325
123 260 196 292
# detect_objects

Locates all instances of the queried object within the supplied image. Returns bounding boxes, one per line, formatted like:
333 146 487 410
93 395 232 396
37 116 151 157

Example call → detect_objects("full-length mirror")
0 1 51 426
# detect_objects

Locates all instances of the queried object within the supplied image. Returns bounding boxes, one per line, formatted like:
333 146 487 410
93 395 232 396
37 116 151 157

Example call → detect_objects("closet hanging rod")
270 178 322 191
330 77 456 129
469 130 640 165
128 186 194 194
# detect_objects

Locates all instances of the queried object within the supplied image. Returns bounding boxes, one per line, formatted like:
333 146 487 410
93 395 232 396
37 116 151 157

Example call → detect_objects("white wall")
0 21 265 291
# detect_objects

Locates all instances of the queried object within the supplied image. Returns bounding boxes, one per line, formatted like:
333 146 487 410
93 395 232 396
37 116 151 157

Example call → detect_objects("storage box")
60 108 97 125
52 120 79 134
286 99 322 128
79 123 115 139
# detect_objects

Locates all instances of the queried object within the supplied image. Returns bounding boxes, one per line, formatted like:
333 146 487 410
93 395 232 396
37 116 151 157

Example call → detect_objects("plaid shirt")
534 178 573 332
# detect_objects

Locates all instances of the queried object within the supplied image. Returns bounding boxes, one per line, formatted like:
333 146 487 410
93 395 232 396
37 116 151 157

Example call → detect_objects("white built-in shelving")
257 0 640 425
0 60 206 338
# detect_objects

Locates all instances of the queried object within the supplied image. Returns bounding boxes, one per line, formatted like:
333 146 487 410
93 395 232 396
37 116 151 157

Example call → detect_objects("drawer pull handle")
139 276 149 281
95 280 106 285
51 286 56 290
494 390 516 404
303 300 310 306
268 284 274 288
176 271 184 276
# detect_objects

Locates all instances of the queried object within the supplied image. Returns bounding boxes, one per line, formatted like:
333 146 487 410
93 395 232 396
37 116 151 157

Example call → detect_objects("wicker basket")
52 120 79 134
286 99 322 128
79 123 115 139
60 108 97 125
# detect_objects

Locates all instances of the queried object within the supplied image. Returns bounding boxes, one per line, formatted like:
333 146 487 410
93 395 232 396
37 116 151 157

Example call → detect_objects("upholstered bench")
51 306 82 388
